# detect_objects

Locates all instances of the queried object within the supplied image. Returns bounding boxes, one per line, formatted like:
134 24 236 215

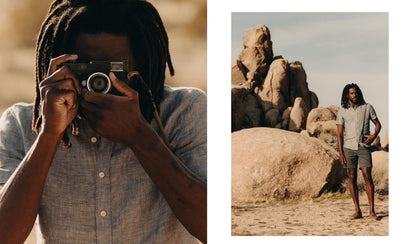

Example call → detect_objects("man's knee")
361 167 374 183
347 169 358 182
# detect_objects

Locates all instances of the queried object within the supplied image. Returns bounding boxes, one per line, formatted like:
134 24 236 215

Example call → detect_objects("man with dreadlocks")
336 83 381 220
0 0 206 243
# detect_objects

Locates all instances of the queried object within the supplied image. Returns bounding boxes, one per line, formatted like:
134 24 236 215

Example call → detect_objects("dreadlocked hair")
34 0 174 147
340 83 366 109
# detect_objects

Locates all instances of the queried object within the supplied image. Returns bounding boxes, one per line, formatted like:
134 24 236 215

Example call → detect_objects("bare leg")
347 168 362 219
361 167 377 219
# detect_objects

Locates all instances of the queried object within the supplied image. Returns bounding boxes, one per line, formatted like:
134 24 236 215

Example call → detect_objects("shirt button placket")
91 136 98 144
95 138 112 243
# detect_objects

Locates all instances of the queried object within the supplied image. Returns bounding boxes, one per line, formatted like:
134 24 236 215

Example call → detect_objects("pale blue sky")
231 12 388 139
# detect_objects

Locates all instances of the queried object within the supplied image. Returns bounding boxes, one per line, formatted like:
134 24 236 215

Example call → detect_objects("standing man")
0 0 206 243
336 83 381 220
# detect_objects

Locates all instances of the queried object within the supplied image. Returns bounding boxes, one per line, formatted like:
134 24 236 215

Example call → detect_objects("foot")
350 211 362 219
368 212 378 220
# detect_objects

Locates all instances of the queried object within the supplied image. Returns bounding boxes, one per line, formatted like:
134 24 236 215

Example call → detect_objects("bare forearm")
0 132 61 242
129 126 207 243
337 136 344 152
373 120 382 138
336 126 344 153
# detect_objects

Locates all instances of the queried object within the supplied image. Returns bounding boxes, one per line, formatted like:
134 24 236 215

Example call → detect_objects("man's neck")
349 101 358 109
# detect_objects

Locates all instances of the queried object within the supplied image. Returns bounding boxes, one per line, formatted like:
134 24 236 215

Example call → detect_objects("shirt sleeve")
0 106 26 184
368 103 378 121
163 88 207 182
336 107 344 125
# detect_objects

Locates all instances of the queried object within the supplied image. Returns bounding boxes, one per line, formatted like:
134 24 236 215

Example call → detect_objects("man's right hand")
0 54 81 241
339 152 347 167
39 54 81 136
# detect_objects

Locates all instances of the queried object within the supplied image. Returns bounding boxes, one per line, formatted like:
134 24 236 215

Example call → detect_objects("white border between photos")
207 0 414 243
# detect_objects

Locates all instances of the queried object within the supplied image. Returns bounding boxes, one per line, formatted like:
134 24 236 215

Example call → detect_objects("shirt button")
98 172 105 178
91 137 98 143
100 211 107 217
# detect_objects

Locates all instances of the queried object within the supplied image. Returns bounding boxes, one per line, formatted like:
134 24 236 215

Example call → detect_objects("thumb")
109 72 135 97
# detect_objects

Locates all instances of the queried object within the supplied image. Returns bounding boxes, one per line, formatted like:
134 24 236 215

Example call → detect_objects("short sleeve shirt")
0 85 207 244
336 103 378 150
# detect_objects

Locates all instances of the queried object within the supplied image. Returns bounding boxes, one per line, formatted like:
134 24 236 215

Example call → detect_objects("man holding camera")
0 0 206 243
336 83 381 220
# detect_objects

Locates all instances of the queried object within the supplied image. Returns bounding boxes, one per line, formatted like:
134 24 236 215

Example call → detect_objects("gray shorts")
343 146 372 169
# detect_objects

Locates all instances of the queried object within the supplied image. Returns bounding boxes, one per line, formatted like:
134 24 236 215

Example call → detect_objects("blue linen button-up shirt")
0 86 207 243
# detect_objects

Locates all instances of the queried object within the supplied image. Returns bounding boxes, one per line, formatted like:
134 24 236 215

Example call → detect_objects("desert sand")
232 193 388 236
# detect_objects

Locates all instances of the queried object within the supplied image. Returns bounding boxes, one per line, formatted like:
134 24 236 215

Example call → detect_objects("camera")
360 134 369 144
64 60 129 94
361 135 367 143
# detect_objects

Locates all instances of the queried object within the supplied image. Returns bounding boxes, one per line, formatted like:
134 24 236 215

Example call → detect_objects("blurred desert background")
0 0 206 242
0 0 206 116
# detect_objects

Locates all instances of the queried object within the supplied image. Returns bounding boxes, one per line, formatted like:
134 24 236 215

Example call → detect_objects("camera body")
360 135 367 143
64 60 129 94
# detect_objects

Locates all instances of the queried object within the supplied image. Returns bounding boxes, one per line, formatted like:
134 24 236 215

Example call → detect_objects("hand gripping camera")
64 60 129 94
61 60 172 150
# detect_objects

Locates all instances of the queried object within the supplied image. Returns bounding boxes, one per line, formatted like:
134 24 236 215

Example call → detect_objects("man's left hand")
363 134 376 145
80 72 149 146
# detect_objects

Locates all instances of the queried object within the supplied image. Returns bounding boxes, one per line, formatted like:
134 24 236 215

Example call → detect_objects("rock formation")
231 60 248 86
289 61 314 112
256 58 289 112
239 24 273 84
231 85 262 131
232 24 318 132
306 106 339 149
232 128 346 202
232 24 386 151
289 97 307 132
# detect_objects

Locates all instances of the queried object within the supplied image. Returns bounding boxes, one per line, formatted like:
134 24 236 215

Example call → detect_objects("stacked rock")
232 24 318 132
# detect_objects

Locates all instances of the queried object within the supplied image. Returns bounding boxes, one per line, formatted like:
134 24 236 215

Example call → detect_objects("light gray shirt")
0 86 207 243
336 103 378 150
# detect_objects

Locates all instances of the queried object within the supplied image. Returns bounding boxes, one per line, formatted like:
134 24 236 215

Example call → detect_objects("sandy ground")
22 194 387 242
232 193 388 236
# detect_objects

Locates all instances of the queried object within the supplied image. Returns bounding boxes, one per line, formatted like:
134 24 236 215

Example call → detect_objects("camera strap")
127 71 172 151
360 104 369 145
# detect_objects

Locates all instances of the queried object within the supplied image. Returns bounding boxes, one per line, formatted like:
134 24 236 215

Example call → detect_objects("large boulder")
231 60 247 86
239 24 273 83
313 121 339 150
264 108 280 127
288 61 313 111
232 128 346 202
382 127 389 151
288 97 307 132
231 85 262 131
306 107 337 133
369 151 389 194
281 106 292 130
326 105 339 117
310 91 319 109
256 58 289 112
306 106 339 149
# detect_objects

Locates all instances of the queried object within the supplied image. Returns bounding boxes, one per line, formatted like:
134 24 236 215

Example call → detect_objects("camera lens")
87 72 111 94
